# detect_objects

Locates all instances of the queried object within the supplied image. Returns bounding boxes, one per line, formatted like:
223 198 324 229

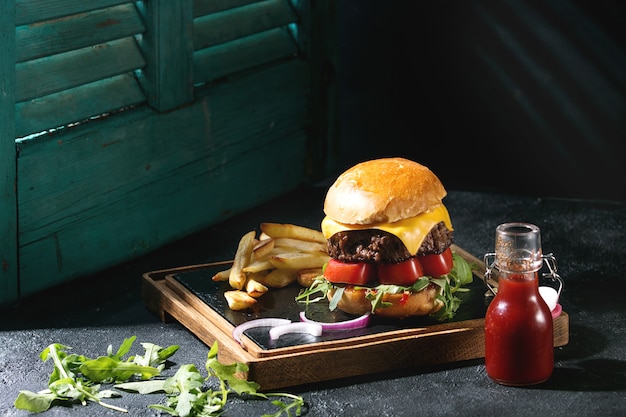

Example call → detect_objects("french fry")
245 278 268 298
242 259 274 273
297 268 323 287
229 230 256 290
253 238 275 259
261 268 298 288
269 251 330 270
212 268 231 282
260 223 326 244
224 290 257 311
273 238 327 254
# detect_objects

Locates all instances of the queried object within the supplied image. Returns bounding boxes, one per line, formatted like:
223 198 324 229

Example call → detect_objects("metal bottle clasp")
484 252 564 297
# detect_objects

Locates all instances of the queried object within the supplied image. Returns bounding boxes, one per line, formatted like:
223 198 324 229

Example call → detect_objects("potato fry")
261 268 298 288
269 252 330 270
245 278 268 298
253 238 275 259
212 268 231 282
229 230 256 290
273 238 327 254
260 223 326 244
224 290 257 311
297 268 323 287
242 259 274 273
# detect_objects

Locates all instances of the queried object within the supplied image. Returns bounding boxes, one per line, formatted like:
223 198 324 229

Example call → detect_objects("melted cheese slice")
321 204 453 255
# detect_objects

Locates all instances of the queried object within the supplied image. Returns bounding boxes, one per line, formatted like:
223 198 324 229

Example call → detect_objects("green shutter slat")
193 0 261 18
15 0 131 26
16 3 145 63
194 27 297 84
137 0 194 112
193 0 297 51
16 37 145 103
15 74 146 138
0 0 18 305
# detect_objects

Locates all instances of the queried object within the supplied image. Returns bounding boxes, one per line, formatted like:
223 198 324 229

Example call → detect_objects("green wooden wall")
1 0 337 304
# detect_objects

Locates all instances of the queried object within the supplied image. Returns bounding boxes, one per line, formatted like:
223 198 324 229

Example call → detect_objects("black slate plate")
173 266 488 350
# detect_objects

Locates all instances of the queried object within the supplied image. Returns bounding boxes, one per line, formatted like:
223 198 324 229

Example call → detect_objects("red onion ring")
269 322 323 340
232 318 291 345
299 310 371 332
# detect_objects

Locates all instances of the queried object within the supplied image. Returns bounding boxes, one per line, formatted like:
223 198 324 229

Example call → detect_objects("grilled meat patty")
327 222 453 264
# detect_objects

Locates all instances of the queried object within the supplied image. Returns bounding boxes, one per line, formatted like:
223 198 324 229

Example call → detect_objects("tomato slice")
419 247 453 277
324 259 376 285
377 258 424 286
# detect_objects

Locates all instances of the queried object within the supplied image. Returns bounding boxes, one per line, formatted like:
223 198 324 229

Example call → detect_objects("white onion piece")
539 286 559 311
299 311 371 332
269 322 323 340
232 318 291 345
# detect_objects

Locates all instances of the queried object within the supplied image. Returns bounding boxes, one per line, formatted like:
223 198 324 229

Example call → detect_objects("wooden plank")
17 60 311 297
15 0 130 26
0 1 18 305
194 27 298 85
136 0 194 112
193 0 262 18
15 37 145 102
193 0 297 51
16 3 145 63
15 74 146 139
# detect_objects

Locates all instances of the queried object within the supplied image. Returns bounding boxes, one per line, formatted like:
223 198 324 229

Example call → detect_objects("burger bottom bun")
328 284 444 318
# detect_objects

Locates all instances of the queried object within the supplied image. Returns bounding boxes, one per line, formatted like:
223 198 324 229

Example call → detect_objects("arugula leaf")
295 276 332 304
108 335 136 360
13 390 57 413
133 342 180 370
79 356 161 383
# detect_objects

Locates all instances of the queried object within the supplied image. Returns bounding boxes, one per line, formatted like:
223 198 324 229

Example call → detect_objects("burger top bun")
324 157 447 225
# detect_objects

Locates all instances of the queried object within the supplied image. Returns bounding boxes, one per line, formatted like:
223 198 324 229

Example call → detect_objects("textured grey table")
2 184 625 416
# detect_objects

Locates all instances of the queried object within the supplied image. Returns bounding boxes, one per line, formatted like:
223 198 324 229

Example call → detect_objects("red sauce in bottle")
485 271 553 385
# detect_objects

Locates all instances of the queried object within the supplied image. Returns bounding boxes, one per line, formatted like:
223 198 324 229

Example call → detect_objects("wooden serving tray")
142 245 569 390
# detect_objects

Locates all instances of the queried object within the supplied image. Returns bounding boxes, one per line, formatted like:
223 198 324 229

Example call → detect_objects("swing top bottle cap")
494 223 543 272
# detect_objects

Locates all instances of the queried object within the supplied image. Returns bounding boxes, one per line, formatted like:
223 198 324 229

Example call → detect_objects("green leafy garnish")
118 341 305 417
14 343 129 413
296 252 475 320
15 338 304 417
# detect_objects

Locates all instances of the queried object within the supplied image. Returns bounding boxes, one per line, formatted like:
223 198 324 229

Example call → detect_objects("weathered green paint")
193 0 262 17
16 3 145 63
16 37 145 103
137 0 194 112
1 0 338 303
192 0 297 51
194 27 298 85
17 60 311 297
1 1 18 305
15 0 130 25
16 74 146 138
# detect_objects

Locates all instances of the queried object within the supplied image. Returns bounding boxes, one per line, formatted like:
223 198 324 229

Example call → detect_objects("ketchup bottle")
484 223 553 386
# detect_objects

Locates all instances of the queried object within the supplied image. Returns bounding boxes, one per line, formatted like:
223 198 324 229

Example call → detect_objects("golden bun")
324 157 447 225
328 284 444 318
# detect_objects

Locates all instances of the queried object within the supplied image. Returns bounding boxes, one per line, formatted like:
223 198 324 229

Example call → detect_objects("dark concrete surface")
2 184 626 416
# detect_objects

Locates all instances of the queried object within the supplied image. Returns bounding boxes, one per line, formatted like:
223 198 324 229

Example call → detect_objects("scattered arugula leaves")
117 341 305 417
15 338 305 417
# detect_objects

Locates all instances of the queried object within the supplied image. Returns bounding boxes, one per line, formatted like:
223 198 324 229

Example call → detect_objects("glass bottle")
484 222 553 386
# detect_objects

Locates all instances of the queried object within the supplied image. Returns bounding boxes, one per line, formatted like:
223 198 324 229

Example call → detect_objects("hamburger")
297 157 473 319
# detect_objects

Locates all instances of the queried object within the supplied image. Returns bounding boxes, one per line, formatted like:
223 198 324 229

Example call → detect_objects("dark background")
334 0 626 201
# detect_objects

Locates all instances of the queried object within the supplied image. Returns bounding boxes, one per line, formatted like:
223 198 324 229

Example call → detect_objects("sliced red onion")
269 322 323 340
299 310 371 332
232 318 291 345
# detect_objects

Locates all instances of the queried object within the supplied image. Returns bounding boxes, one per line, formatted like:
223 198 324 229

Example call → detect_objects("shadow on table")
541 358 626 391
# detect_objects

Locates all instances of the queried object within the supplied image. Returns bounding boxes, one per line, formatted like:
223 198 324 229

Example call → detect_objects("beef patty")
327 222 453 264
